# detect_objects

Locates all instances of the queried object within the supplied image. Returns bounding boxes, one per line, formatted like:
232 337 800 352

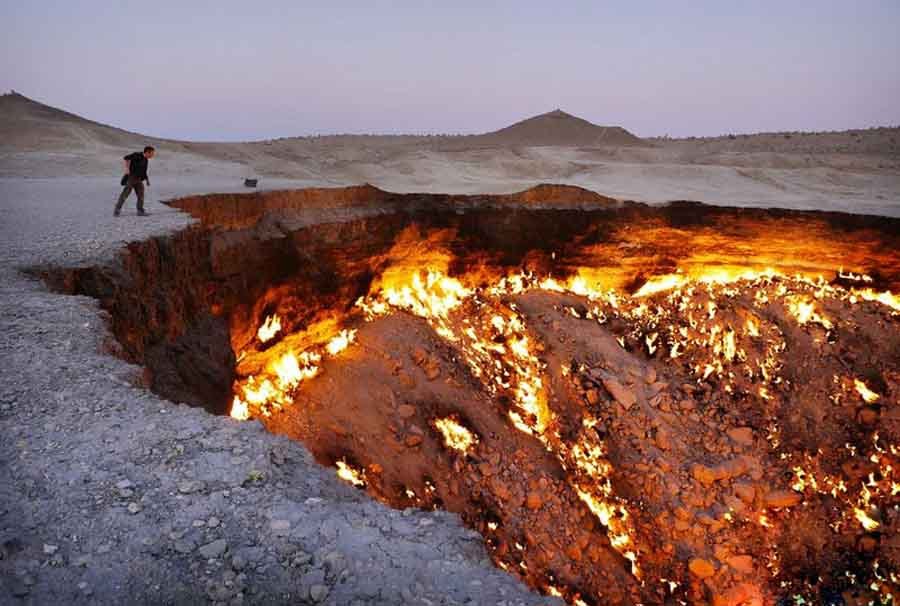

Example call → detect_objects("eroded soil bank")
40 184 900 605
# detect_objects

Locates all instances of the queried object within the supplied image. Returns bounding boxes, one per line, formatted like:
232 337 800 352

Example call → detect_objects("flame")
433 417 478 453
854 507 880 531
257 314 282 343
634 274 685 297
852 288 900 311
230 396 250 421
854 379 880 403
336 460 365 487
325 329 357 356
273 350 320 389
786 294 833 329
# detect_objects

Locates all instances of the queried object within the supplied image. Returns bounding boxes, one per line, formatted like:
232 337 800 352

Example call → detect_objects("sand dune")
1 91 899 216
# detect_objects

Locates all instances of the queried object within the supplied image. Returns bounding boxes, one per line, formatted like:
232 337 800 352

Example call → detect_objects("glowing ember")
433 417 478 452
335 460 365 487
257 313 282 343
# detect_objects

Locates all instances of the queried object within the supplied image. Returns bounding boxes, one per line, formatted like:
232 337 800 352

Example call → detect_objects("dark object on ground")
244 178 258 188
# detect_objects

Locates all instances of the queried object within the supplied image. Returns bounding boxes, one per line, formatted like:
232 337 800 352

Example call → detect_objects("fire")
433 417 478 453
229 396 249 421
854 507 880 531
382 271 470 321
336 460 365 487
852 288 900 312
786 294 833 329
854 379 880 403
325 329 357 356
230 248 900 603
634 274 685 297
257 313 282 343
273 350 320 389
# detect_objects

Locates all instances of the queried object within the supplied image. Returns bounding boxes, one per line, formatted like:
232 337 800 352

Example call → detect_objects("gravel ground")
0 176 559 605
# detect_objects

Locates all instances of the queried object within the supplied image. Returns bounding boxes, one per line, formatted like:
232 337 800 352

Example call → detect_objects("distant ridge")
0 91 156 151
0 93 642 149
474 109 643 146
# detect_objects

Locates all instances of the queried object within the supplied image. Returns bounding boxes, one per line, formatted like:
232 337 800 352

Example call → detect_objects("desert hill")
472 109 643 147
0 91 155 151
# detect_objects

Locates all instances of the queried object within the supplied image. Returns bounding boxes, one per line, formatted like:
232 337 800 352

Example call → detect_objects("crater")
39 184 900 605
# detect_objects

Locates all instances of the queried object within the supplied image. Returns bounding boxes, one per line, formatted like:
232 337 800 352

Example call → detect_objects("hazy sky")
2 1 899 141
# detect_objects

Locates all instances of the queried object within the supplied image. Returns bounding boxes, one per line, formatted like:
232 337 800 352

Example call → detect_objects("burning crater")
43 185 900 605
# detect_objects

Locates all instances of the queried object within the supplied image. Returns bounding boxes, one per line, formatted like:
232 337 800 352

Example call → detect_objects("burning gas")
257 313 281 343
228 254 899 606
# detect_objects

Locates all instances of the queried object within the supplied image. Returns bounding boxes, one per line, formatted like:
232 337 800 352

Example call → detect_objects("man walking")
114 146 155 216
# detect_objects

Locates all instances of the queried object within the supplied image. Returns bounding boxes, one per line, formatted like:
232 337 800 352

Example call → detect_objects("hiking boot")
113 210 121 217
137 210 150 217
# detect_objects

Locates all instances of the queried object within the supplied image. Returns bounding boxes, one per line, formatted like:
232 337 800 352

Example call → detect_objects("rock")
601 378 636 409
655 429 670 450
269 449 286 466
586 389 600 405
177 480 204 494
77 581 93 596
726 427 754 446
43 544 58 555
764 490 801 508
398 405 416 419
10 578 29 597
645 368 657 384
309 584 329 602
398 373 416 389
425 363 441 381
692 465 718 485
127 502 142 514
858 535 878 553
734 483 755 504
115 480 134 490
726 555 754 575
270 519 290 535
525 492 542 510
688 558 716 579
405 435 423 447
857 407 879 426
693 458 747 485
411 348 428 366
173 540 195 554
199 539 228 559
208 516 221 528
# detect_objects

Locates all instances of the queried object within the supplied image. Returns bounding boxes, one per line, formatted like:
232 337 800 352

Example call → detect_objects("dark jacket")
125 152 150 181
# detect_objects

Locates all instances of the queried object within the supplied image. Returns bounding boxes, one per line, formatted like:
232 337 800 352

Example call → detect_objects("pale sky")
2 1 899 141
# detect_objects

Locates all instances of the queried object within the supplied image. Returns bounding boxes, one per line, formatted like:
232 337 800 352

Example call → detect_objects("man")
114 146 155 216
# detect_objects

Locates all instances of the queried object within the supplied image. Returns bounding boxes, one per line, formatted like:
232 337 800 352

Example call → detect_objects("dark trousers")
115 176 145 213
